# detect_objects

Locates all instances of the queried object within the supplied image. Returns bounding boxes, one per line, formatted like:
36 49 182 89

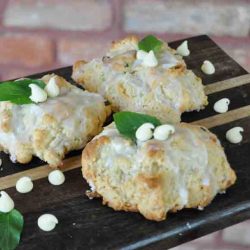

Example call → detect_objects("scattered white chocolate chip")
29 84 48 103
201 60 215 75
153 124 175 140
213 98 230 113
0 191 14 213
16 176 33 193
226 127 244 144
142 50 158 67
45 76 60 98
135 123 155 141
136 50 148 60
38 214 58 232
176 40 190 56
48 170 65 186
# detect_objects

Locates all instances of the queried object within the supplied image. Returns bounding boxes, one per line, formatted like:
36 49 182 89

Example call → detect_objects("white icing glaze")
176 41 190 56
38 214 58 231
226 127 244 144
135 123 154 141
0 191 14 213
213 98 230 113
45 76 60 97
88 180 96 192
48 170 65 185
153 124 175 140
96 123 223 209
16 176 33 193
179 188 188 205
0 81 106 163
202 177 210 186
29 84 48 103
136 50 148 60
201 60 215 75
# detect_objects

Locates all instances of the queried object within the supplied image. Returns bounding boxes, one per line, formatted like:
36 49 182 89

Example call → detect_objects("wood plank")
0 155 81 190
204 73 250 95
1 104 249 189
1 35 250 250
191 105 250 128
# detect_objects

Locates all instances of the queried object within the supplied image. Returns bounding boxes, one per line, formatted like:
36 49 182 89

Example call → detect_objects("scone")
82 122 236 221
72 36 208 123
0 74 111 167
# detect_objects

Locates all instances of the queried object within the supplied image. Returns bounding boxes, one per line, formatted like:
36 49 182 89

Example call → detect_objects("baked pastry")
72 36 208 123
82 121 236 221
0 74 111 167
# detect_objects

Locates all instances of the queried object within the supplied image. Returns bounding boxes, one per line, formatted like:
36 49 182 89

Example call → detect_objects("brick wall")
0 0 249 249
0 0 249 80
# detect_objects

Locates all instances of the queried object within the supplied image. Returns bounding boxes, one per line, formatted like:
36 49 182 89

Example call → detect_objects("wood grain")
204 73 250 95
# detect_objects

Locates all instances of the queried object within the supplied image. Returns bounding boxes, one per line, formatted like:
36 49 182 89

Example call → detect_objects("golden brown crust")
110 35 139 51
72 36 208 124
0 74 111 167
81 123 236 221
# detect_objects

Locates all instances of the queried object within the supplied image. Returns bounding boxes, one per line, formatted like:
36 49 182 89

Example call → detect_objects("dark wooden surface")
1 35 250 250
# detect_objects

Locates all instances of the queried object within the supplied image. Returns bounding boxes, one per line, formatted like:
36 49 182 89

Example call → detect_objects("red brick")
124 0 250 37
0 68 37 81
0 34 54 68
57 38 110 65
4 0 112 31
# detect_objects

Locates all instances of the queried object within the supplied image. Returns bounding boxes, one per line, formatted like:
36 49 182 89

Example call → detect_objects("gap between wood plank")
1 105 250 190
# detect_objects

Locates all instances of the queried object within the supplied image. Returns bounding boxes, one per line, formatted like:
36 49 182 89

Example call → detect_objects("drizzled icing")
94 123 224 211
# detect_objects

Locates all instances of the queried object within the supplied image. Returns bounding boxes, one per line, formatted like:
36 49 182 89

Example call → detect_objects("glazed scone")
0 74 111 167
72 36 208 123
82 123 236 221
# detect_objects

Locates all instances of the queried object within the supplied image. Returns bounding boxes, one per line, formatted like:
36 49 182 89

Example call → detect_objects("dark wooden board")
1 35 250 250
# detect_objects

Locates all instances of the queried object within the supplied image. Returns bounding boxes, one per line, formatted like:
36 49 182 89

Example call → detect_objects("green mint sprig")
113 111 161 141
0 209 24 250
0 78 46 105
138 35 163 53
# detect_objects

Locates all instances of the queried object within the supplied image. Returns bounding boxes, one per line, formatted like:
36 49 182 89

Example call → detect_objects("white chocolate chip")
45 76 60 98
0 191 14 213
38 214 58 232
201 60 215 75
136 50 148 60
29 84 48 103
226 127 244 144
176 40 190 56
142 50 158 67
153 124 175 140
213 98 230 113
16 176 33 193
48 170 65 186
135 123 155 141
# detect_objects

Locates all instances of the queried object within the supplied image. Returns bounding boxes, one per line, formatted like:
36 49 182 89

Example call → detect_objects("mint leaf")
138 35 163 53
0 79 46 105
113 111 161 141
0 209 24 250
